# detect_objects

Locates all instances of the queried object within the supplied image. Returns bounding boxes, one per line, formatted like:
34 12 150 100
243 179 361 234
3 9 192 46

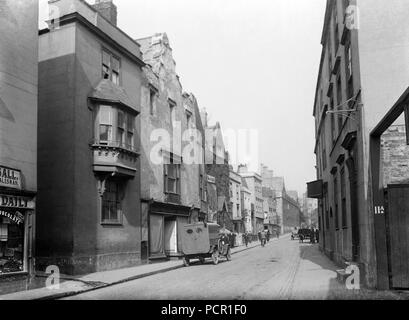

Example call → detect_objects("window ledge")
0 271 28 278
91 143 140 157
101 222 123 227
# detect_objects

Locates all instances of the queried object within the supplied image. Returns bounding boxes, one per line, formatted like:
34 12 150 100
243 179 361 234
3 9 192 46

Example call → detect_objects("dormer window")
102 50 120 85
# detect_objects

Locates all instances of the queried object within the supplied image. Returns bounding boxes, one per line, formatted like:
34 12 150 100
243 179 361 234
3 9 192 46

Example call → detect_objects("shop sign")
0 194 35 209
207 175 216 184
0 166 22 190
0 210 24 225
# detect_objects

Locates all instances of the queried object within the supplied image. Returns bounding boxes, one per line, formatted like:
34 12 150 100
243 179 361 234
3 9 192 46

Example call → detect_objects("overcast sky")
39 0 326 196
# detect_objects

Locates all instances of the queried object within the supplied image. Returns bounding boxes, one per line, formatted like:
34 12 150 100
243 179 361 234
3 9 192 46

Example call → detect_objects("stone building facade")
311 0 409 289
138 33 202 260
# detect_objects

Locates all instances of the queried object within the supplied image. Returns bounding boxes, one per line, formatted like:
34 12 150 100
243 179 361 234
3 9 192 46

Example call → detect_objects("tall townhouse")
240 178 252 234
138 33 202 260
310 0 409 289
0 0 38 290
262 188 275 233
260 164 274 189
229 169 242 234
201 111 232 230
37 0 144 274
184 93 208 222
238 165 264 233
281 193 302 233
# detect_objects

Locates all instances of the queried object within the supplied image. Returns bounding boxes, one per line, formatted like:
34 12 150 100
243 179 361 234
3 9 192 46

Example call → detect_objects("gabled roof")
271 177 286 193
89 79 139 113
218 196 229 212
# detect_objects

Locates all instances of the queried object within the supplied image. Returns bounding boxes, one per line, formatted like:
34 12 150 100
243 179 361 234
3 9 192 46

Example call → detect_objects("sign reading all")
0 166 21 190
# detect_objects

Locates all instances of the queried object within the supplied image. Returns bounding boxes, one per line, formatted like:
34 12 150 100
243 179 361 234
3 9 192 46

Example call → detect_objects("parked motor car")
181 222 232 266
291 228 300 240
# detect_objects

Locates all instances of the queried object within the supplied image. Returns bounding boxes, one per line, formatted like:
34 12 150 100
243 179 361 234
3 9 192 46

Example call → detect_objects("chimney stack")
92 0 117 26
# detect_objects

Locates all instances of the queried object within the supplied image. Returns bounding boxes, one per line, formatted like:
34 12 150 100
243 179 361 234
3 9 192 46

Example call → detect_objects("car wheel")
211 251 219 265
226 248 232 261
183 257 190 267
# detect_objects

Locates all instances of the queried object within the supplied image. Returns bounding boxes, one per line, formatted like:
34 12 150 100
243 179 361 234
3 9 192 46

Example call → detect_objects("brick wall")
381 125 409 186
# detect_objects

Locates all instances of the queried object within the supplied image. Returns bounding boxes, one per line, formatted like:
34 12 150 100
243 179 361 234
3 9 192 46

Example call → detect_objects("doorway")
386 185 409 289
164 217 177 255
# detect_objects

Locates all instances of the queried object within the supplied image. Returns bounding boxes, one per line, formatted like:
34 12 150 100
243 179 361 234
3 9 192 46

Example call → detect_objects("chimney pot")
92 0 117 26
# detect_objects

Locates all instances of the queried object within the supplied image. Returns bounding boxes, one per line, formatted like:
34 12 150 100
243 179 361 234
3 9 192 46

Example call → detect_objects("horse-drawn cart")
181 222 232 266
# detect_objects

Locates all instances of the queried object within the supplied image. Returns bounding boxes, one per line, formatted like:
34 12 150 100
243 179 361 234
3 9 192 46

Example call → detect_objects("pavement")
0 235 276 300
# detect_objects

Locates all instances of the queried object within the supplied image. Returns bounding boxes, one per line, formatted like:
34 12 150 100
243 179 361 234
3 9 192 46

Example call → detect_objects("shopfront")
0 166 35 276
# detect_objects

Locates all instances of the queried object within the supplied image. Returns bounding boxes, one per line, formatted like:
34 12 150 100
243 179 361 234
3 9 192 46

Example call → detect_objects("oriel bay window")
96 105 136 152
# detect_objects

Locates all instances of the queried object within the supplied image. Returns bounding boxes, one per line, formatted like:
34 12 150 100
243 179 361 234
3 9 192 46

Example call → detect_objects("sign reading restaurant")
0 166 22 190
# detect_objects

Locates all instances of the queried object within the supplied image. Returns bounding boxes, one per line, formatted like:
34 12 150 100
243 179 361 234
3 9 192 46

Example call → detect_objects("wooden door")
387 185 409 289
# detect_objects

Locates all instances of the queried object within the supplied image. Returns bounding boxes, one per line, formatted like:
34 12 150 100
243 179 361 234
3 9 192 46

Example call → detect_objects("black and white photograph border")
1 0 409 307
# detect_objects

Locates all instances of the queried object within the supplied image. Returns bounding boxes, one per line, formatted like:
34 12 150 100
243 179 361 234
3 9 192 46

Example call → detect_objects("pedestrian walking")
315 228 319 243
244 233 249 247
266 230 271 242
260 230 266 247
310 228 315 244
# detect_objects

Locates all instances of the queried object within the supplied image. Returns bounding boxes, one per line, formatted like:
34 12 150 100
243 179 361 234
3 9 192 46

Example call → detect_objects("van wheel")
211 251 219 265
183 257 190 267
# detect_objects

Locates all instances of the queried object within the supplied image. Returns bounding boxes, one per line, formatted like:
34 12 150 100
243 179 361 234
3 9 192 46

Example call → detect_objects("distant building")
262 187 278 233
301 192 318 227
240 178 252 233
269 177 302 234
202 112 232 230
238 164 264 233
260 164 274 189
287 190 299 203
229 169 243 233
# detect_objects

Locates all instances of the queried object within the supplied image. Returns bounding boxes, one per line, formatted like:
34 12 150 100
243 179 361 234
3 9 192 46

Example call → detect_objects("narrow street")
63 236 399 300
